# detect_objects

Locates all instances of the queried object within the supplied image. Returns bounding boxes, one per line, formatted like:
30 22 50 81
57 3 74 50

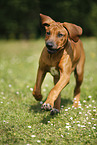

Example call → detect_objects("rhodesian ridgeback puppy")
33 14 85 115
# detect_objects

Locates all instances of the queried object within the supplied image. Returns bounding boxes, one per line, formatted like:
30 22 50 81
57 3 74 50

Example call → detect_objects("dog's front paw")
41 103 60 115
50 108 60 115
41 103 52 111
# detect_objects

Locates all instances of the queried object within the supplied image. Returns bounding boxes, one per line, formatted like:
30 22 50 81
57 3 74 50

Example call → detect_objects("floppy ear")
40 13 55 28
63 22 83 42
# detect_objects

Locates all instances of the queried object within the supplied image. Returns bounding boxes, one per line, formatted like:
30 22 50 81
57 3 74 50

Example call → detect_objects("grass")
0 38 97 145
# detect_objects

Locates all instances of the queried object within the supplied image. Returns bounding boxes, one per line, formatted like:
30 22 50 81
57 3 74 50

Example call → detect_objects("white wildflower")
88 96 92 99
66 125 71 130
61 134 64 138
40 101 43 104
1 92 4 95
65 109 68 111
30 88 33 91
81 125 86 128
37 140 41 143
28 126 31 128
48 121 50 123
70 117 73 120
89 135 91 137
9 84 12 87
88 112 92 115
26 85 29 88
77 124 81 127
79 112 82 114
16 91 19 95
45 84 48 87
92 127 96 129
66 123 69 125
83 100 86 103
77 121 80 123
74 98 76 100
43 88 46 92
78 106 82 109
31 135 36 137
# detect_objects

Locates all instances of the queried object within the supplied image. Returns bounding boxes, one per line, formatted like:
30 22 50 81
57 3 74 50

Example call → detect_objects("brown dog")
33 14 85 115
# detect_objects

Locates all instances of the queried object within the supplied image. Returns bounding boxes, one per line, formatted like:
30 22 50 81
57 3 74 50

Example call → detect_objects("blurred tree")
0 0 40 39
87 2 97 36
0 0 97 39
39 0 93 36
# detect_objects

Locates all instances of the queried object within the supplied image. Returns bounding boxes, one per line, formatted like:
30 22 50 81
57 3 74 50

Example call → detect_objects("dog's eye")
46 31 50 36
58 33 64 37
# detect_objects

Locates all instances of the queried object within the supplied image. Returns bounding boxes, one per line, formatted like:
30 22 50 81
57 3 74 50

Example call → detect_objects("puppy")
33 14 85 115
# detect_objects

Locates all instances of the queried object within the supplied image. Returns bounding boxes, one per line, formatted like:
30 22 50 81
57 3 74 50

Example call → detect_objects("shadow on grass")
61 98 72 106
29 102 42 113
40 113 55 124
29 98 72 124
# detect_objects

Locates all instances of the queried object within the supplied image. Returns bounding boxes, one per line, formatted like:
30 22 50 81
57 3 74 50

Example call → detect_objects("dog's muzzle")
46 41 58 54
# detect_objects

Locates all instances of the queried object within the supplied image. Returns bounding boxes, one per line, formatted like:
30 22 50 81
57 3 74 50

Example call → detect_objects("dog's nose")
46 42 54 49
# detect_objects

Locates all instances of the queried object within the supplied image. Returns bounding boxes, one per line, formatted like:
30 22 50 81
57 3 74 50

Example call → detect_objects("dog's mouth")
47 48 59 54
46 41 59 54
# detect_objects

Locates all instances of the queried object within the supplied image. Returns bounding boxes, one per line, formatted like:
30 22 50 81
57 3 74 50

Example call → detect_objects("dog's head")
40 14 82 54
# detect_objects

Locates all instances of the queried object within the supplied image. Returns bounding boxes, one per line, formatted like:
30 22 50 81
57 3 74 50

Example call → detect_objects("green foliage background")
0 0 97 39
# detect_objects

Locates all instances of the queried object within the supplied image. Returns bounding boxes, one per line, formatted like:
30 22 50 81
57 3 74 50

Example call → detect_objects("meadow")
0 38 97 144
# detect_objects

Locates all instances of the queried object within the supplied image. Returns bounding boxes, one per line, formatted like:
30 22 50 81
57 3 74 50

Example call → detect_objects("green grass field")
0 38 97 145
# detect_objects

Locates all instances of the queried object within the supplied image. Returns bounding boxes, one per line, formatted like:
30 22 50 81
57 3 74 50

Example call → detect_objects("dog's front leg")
41 72 70 115
33 67 46 101
41 72 70 112
41 55 72 114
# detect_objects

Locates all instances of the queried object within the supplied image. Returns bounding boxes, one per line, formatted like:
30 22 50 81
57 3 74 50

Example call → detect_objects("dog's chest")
50 67 59 76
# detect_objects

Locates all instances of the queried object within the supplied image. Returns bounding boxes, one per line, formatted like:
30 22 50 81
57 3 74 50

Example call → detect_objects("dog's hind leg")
73 69 83 107
73 49 85 107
